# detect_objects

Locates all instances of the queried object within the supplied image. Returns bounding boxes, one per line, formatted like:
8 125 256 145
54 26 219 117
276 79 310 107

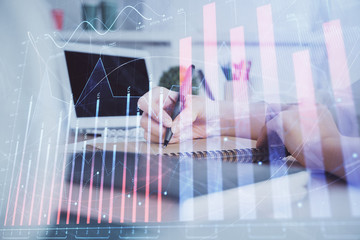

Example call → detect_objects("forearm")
323 136 360 185
218 101 267 140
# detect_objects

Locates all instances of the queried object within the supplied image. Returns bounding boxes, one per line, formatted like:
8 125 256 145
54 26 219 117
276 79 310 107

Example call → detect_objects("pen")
163 65 195 147
197 69 215 101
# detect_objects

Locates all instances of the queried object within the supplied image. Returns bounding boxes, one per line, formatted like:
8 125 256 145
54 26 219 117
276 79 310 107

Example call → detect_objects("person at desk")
138 86 360 185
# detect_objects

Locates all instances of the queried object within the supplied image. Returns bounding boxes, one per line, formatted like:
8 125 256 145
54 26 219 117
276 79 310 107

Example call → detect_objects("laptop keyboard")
102 127 145 141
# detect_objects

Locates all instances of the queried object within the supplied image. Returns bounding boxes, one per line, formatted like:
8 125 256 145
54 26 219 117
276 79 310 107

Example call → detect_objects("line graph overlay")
42 5 157 49
3 0 360 230
75 58 131 107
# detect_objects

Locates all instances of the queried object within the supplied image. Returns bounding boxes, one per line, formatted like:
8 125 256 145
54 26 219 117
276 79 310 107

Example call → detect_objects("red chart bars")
144 80 153 223
28 126 44 226
179 36 194 221
3 141 19 226
120 139 128 223
256 4 292 219
47 112 63 225
77 141 88 224
37 140 52 225
323 20 360 217
97 128 108 224
156 90 163 223
131 110 142 223
203 2 224 221
86 98 100 224
230 26 256 220
108 144 116 224
66 123 79 224
4 102 66 227
3 4 360 230
56 99 73 225
19 154 32 226
10 99 33 226
120 90 131 223
293 50 331 218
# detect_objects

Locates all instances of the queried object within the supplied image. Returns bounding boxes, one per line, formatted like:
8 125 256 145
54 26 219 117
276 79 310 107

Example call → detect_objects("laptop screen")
64 51 149 118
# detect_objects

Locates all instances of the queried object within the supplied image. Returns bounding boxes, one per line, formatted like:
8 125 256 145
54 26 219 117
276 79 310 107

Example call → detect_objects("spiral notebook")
88 136 289 163
74 136 301 200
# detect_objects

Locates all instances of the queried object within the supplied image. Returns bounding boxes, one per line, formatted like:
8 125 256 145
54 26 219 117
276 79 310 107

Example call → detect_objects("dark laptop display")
64 51 149 118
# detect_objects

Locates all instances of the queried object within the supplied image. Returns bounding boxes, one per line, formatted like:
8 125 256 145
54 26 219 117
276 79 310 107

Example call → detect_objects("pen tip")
163 140 169 148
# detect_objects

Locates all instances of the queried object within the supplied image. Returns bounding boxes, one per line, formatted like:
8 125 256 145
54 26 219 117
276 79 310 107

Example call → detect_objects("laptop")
61 43 151 132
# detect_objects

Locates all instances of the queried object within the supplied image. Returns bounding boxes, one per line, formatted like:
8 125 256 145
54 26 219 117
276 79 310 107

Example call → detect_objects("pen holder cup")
82 4 98 30
101 1 118 30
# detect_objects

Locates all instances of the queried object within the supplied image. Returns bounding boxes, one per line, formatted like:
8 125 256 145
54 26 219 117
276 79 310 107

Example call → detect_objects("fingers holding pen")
140 112 180 143
138 89 207 144
137 87 177 128
140 112 165 135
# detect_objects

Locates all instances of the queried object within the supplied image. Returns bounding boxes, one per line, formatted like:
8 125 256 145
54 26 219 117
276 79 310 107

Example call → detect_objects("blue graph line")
76 58 139 107
43 5 154 49
133 2 165 18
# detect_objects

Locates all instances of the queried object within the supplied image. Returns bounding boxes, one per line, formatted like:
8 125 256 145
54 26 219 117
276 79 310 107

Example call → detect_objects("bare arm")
256 104 360 185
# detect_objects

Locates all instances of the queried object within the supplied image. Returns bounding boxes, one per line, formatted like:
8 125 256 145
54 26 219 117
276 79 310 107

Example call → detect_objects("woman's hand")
138 87 269 143
137 87 209 143
256 104 345 176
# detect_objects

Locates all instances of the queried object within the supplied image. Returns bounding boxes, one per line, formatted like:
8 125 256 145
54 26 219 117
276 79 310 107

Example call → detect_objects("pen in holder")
82 0 100 30
101 0 118 30
221 60 252 101
81 0 118 31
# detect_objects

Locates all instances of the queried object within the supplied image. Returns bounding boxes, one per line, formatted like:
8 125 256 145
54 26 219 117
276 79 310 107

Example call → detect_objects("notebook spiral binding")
163 146 289 163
